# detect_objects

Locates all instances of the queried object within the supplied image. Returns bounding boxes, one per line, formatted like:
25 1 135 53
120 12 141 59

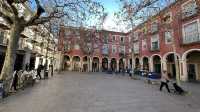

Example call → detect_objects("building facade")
0 4 57 72
58 26 132 72
130 0 200 81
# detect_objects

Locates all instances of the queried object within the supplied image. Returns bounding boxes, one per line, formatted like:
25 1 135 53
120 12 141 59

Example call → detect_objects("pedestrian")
49 63 53 77
37 64 42 79
11 70 18 92
159 70 170 93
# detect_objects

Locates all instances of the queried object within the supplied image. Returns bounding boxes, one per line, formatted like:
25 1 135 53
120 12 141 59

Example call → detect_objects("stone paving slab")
0 71 200 112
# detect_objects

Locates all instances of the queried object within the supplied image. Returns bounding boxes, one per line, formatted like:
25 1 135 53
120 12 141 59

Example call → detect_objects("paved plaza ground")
0 71 200 112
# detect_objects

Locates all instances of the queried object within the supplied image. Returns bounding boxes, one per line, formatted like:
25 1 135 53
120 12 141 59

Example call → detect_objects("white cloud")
103 13 129 33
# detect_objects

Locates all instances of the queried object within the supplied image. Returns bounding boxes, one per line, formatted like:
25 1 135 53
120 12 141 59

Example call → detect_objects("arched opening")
110 58 117 72
143 57 149 71
135 58 140 70
166 53 179 79
64 55 70 71
72 56 81 71
102 58 108 72
186 51 200 81
83 56 89 72
153 55 161 73
129 58 132 69
92 57 99 72
119 58 124 72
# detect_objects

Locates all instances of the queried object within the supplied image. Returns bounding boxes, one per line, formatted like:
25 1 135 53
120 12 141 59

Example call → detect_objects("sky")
97 0 128 32
28 0 173 32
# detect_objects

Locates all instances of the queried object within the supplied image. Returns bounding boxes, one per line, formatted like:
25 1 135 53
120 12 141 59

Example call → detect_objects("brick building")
58 0 200 82
130 0 200 81
58 26 132 72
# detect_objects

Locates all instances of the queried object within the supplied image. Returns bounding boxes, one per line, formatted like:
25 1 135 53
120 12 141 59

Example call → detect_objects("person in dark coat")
12 71 18 91
37 64 43 79
49 63 53 77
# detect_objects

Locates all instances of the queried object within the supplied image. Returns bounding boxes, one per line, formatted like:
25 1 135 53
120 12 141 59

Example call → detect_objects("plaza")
0 72 200 112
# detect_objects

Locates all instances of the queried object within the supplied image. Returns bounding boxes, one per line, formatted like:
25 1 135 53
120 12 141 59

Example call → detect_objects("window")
151 21 158 33
133 42 139 54
151 34 159 50
119 46 125 53
74 44 80 50
182 0 197 18
112 45 117 53
142 39 147 50
183 20 200 44
102 44 109 54
164 31 173 44
112 35 116 41
120 36 124 43
103 34 109 43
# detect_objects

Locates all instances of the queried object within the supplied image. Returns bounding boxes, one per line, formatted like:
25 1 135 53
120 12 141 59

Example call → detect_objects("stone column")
108 58 111 70
23 51 31 70
99 58 102 72
132 58 135 69
180 59 188 81
140 58 143 70
80 57 83 72
89 57 93 72
117 60 119 71
149 58 153 72
162 59 167 71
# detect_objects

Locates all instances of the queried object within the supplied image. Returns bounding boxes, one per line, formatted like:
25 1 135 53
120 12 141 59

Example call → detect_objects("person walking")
37 64 42 79
160 70 170 93
11 70 18 92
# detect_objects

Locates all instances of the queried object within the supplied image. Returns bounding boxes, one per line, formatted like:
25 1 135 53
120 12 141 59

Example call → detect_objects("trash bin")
0 81 4 99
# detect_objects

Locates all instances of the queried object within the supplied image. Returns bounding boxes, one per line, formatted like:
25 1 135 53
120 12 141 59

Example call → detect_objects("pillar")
117 60 119 71
149 58 153 72
108 58 111 70
132 58 135 69
162 59 167 71
140 58 143 70
89 57 92 72
180 59 188 81
23 51 31 70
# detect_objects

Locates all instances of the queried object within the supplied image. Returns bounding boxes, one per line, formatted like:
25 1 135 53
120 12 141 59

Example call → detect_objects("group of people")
10 63 54 92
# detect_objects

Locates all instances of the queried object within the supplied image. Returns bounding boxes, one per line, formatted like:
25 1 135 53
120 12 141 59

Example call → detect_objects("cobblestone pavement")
0 71 200 112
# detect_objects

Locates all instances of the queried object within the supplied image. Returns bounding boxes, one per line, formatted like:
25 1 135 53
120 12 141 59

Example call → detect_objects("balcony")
182 33 200 45
182 9 198 20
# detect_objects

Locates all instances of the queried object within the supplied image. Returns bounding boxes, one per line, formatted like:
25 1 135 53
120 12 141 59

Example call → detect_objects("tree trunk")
0 22 23 93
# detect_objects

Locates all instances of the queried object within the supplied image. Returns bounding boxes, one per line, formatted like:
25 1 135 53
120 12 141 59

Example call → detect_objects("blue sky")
28 0 172 32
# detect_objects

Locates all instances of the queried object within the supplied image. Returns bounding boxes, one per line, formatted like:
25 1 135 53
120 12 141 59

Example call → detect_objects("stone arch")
163 52 180 79
135 57 140 70
82 56 89 72
92 57 99 72
142 56 149 71
163 52 180 61
182 49 200 81
110 58 117 72
119 58 124 72
102 57 109 71
151 54 162 73
64 55 71 71
72 56 81 71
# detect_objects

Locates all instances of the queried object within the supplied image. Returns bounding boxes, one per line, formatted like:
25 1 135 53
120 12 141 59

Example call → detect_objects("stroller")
172 83 185 95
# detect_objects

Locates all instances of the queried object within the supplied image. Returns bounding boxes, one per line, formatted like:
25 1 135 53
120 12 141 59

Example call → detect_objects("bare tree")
0 0 104 91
